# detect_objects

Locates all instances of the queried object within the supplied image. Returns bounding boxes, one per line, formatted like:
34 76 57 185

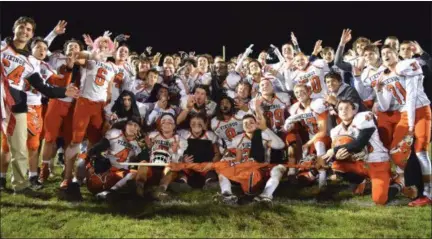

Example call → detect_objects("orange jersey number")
225 128 237 141
115 148 131 163
264 109 284 128
95 68 107 86
310 75 322 94
2 58 25 85
113 72 124 89
387 81 406 104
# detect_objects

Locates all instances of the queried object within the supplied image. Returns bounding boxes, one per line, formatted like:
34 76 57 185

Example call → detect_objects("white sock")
57 148 64 154
318 170 327 188
416 151 432 199
0 173 6 178
29 171 38 177
287 168 296 176
218 174 232 195
260 165 285 199
42 160 51 165
111 173 133 191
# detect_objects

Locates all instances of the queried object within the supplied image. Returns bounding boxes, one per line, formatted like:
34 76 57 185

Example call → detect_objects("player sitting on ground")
135 113 188 201
217 111 285 205
178 113 221 190
83 117 144 201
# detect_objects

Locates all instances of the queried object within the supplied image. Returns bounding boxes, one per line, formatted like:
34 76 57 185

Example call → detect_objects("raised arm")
335 29 354 72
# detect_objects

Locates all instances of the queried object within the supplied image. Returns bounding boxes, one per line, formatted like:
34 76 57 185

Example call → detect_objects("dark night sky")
1 1 431 59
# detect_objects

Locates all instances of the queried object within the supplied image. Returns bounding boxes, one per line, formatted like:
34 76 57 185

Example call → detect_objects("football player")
322 100 392 206
376 45 432 206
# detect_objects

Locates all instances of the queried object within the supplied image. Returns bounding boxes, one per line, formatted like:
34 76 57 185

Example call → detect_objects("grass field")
1 165 431 238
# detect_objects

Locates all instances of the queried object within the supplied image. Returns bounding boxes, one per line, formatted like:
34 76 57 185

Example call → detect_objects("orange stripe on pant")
332 160 391 205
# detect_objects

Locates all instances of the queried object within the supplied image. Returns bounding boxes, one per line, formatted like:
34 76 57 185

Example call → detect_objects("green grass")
1 166 431 238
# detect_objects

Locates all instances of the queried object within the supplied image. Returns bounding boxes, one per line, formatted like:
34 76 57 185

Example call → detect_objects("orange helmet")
86 170 119 195
332 135 368 161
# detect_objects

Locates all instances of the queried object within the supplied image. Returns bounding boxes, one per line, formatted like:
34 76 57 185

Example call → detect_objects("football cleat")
29 176 43 190
152 186 170 201
253 195 273 207
60 179 71 190
391 173 418 199
353 179 366 195
408 196 432 207
0 178 6 191
214 192 238 205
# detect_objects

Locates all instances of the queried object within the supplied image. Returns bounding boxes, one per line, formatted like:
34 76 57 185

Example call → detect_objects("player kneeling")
322 100 391 206
84 117 144 201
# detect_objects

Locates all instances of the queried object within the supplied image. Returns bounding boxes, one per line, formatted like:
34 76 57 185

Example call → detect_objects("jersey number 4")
2 58 25 85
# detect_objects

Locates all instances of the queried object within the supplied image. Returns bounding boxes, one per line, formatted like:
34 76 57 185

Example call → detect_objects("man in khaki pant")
1 17 79 194
6 113 30 191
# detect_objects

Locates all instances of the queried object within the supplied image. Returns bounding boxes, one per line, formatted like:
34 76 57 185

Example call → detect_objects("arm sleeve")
27 73 67 98
44 30 58 57
146 105 161 126
353 76 369 100
405 75 419 128
334 44 353 72
309 55 318 62
334 127 375 154
87 138 110 157
419 52 432 73
263 128 285 150
284 69 294 91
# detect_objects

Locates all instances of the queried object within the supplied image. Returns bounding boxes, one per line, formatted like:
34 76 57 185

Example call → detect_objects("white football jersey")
379 60 430 120
231 131 277 163
126 79 152 103
249 93 290 132
25 61 58 106
330 111 389 163
148 131 187 163
1 41 40 91
187 72 212 92
357 65 383 103
223 72 242 91
287 98 331 138
285 59 329 99
105 128 142 170
211 112 245 150
79 60 117 102
110 62 135 104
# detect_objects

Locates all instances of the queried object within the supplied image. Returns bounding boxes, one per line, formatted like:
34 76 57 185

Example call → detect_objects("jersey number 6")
95 68 107 86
